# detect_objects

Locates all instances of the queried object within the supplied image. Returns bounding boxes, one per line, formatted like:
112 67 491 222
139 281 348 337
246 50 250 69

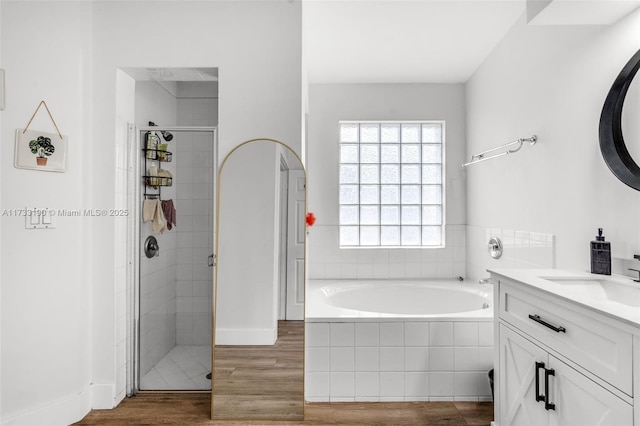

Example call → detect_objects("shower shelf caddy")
142 147 173 199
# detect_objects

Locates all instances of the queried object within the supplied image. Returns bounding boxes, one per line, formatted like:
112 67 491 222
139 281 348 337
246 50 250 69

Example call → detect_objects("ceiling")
118 0 639 86
121 67 219 82
302 0 640 84
302 0 527 84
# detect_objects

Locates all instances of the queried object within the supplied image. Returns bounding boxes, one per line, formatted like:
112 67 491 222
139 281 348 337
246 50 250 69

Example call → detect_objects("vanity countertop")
488 268 640 330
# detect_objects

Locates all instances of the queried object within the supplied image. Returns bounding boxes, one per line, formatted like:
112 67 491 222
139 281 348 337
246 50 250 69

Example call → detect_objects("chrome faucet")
479 277 495 285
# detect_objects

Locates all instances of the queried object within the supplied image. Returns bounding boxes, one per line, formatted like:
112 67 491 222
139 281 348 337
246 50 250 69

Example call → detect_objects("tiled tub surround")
466 226 555 283
305 280 494 402
308 224 466 280
306 320 494 402
309 224 554 283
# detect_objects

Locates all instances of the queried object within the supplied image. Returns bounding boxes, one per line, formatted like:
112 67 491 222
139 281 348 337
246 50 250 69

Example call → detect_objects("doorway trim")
278 155 290 320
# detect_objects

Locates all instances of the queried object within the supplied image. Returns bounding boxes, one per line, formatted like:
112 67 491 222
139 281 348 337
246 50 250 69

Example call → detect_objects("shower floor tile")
141 345 211 391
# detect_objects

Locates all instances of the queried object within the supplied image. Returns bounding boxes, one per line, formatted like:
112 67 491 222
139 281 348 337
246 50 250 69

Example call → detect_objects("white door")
285 170 305 320
549 355 632 426
499 324 549 426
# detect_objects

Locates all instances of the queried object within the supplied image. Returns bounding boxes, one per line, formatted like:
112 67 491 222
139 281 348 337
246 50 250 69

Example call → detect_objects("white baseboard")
215 327 277 345
0 386 91 426
91 383 115 409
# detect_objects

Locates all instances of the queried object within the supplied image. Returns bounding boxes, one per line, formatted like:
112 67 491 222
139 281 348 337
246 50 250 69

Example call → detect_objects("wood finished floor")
76 321 493 425
75 394 494 425
212 320 304 419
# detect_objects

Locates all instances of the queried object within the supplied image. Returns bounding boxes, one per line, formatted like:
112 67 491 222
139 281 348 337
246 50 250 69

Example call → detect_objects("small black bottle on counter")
590 228 611 275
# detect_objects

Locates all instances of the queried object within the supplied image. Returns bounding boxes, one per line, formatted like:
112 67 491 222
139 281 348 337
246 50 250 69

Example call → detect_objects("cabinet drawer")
499 282 633 396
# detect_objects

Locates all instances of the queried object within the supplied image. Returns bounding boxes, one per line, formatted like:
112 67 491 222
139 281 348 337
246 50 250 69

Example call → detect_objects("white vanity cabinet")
493 272 636 426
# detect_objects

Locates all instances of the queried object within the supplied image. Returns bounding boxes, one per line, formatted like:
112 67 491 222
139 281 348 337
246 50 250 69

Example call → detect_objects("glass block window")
339 121 445 247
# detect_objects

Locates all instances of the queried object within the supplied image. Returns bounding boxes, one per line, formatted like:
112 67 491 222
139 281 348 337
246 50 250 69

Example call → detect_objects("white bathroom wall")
0 2 93 424
175 82 217 346
466 10 640 277
307 84 467 280
135 82 179 378
91 1 300 409
0 1 302 423
135 82 179 128
114 69 136 407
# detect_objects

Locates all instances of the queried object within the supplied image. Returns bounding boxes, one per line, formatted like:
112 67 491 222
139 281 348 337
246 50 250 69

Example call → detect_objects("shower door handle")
208 254 215 267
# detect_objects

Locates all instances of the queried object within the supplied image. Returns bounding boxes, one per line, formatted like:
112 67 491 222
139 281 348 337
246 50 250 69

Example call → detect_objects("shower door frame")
127 125 218 395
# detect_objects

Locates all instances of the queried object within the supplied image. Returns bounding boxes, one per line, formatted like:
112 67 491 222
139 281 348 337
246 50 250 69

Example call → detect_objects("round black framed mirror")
599 49 640 191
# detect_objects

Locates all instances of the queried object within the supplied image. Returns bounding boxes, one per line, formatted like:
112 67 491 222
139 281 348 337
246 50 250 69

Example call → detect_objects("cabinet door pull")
528 314 566 333
535 362 546 402
544 368 556 411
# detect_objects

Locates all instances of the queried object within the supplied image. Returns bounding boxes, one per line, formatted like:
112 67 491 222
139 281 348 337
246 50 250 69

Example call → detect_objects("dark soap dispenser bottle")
590 228 611 275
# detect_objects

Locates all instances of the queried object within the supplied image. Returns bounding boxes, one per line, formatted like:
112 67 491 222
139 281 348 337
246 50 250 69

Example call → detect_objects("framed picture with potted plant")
14 128 68 172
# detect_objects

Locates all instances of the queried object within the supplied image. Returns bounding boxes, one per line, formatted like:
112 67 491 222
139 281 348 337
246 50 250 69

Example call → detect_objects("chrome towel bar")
462 135 537 168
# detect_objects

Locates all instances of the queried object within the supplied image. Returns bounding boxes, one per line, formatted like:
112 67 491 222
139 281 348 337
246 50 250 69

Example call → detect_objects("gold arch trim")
212 138 307 420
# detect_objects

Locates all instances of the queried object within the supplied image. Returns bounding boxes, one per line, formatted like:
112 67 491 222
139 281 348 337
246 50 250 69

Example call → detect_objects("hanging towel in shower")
142 199 167 234
142 199 156 223
162 199 176 230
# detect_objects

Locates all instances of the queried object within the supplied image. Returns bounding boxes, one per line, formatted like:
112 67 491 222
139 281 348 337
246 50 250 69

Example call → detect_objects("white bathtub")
306 279 493 321
305 279 494 402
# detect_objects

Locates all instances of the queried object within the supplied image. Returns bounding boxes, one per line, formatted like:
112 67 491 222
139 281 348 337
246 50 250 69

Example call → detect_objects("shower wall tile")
308 224 466 280
175 93 216 346
175 139 213 344
139 215 177 377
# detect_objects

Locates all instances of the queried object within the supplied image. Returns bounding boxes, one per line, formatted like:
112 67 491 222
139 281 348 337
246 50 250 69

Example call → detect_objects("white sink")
540 276 640 308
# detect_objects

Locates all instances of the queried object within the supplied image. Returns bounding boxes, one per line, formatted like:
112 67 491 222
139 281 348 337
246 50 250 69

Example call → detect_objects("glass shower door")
137 128 216 391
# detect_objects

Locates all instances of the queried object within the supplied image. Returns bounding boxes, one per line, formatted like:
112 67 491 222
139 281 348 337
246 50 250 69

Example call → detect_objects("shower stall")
131 125 217 392
118 71 218 393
